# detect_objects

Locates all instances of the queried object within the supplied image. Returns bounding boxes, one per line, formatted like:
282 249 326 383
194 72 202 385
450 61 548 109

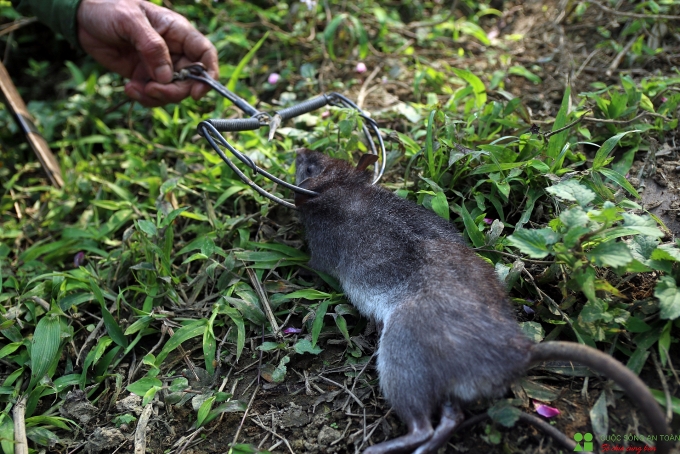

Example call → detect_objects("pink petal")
533 401 560 418
267 73 280 84
356 62 367 73
483 218 494 225
74 251 86 268
283 327 302 334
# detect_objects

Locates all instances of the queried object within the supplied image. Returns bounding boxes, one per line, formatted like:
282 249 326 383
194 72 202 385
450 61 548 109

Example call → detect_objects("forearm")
11 0 82 47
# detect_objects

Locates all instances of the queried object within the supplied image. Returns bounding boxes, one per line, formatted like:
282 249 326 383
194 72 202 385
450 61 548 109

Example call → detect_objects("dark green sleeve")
11 0 83 47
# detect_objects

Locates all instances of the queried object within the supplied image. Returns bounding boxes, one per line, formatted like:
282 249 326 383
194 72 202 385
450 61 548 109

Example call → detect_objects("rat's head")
294 149 378 207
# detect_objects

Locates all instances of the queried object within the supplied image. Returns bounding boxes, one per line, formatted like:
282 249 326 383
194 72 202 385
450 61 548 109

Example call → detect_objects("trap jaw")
177 63 386 209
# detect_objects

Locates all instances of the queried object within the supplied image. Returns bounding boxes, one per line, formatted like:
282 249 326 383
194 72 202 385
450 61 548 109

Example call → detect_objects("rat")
293 149 671 454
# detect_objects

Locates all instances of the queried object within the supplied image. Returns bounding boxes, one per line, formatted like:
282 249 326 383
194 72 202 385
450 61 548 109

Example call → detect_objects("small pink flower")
356 62 367 73
283 327 302 335
533 401 560 418
267 73 280 84
321 110 331 119
74 252 85 268
483 218 494 225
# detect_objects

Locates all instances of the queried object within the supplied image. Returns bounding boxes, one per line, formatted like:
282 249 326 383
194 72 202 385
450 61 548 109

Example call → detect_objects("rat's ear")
356 154 379 171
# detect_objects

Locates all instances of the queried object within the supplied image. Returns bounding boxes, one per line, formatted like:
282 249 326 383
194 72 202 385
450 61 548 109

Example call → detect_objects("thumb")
126 16 173 83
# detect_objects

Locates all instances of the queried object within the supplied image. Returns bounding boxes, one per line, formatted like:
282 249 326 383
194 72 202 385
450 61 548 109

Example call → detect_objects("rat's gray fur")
294 150 671 454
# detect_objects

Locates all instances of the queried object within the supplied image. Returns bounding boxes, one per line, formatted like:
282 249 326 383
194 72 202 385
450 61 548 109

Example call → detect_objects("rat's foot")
412 403 463 454
363 415 433 454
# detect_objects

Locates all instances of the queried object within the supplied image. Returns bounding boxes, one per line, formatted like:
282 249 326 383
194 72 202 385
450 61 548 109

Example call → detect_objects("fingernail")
154 64 173 83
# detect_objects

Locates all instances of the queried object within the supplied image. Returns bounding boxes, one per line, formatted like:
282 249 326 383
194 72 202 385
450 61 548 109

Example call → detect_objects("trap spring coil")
176 63 386 209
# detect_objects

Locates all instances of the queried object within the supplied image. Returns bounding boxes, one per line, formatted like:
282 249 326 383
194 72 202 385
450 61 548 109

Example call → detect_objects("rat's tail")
531 341 672 454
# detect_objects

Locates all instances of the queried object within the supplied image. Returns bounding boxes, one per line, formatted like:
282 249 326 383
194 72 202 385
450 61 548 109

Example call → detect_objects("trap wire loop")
178 64 386 209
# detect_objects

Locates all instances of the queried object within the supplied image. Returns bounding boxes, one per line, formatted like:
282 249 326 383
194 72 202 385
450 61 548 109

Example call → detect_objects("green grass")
1 0 679 451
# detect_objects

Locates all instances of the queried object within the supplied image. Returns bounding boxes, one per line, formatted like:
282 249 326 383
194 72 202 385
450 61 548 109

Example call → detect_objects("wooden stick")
0 60 63 187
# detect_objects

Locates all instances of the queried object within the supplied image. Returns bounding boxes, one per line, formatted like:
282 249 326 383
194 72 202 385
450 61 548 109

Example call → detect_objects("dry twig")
134 403 154 454
13 395 28 454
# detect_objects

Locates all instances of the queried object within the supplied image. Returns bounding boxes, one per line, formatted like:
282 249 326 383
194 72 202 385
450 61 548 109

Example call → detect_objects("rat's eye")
306 167 313 175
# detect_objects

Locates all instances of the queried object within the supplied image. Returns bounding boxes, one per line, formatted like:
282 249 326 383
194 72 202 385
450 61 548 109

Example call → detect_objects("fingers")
122 2 174 84
141 2 218 80
78 0 218 105
126 80 192 107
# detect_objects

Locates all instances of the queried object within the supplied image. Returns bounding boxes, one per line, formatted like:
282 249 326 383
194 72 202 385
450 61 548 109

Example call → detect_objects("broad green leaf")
284 289 332 300
196 396 215 427
154 320 207 366
519 321 544 343
258 342 282 352
203 401 247 426
459 203 485 248
487 400 521 428
24 416 72 431
0 413 13 454
127 377 162 397
294 339 323 355
507 228 558 259
30 314 62 389
592 130 639 171
546 87 571 160
589 392 609 443
311 300 329 348
136 220 157 237
654 276 680 320
622 212 663 237
597 167 639 198
625 317 651 333
546 180 595 207
334 314 351 342
458 20 490 45
587 241 633 267
508 65 541 84
26 426 59 447
99 302 128 348
0 342 22 360
651 243 680 262
650 389 680 416
659 321 672 366
160 207 189 228
573 267 598 306
142 386 160 406
430 192 450 220
452 68 487 108
218 304 245 360
559 207 590 228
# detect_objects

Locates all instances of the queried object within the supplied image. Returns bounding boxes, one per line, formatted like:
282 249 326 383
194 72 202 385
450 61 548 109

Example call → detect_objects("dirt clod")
116 394 144 416
86 427 127 453
59 390 98 424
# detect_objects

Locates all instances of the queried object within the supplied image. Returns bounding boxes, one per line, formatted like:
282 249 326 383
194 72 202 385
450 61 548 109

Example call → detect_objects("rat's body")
294 150 671 454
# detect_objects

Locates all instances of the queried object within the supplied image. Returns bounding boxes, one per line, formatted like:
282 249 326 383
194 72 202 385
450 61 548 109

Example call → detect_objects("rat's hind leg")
412 403 463 454
363 414 433 454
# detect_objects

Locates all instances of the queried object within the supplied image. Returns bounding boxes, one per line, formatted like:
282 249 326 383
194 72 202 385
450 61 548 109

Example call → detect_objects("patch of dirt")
633 143 680 238
60 344 678 454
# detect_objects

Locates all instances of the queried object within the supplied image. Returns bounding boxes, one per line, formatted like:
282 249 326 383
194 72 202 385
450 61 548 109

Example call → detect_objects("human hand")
77 0 219 107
